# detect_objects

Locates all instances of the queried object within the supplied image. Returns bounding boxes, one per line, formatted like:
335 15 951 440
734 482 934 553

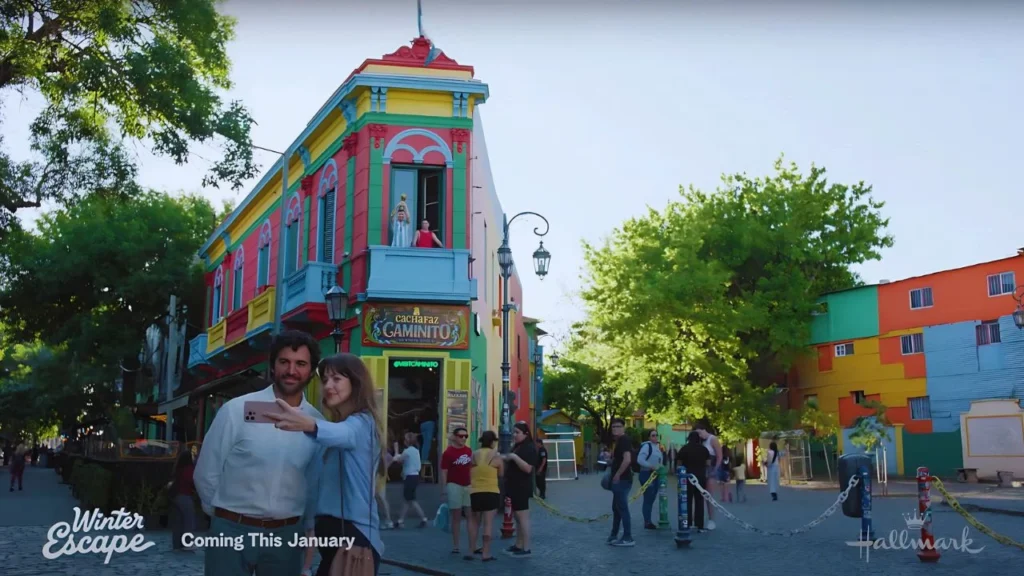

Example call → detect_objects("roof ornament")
417 0 442 67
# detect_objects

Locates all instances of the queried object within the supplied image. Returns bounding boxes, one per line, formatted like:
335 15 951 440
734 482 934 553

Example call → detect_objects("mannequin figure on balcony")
415 219 443 248
390 194 414 248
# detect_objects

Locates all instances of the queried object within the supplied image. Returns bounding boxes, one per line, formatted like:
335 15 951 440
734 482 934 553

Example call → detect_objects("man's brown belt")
214 508 300 529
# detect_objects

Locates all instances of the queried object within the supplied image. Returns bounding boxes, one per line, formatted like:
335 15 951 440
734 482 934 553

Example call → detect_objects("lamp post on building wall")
1012 287 1024 329
498 212 552 455
325 284 349 354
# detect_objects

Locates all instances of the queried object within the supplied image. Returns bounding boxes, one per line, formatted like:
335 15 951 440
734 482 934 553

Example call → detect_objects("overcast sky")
7 0 1023 338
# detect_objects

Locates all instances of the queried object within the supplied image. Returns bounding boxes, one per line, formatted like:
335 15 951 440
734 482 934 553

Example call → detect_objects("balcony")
281 261 338 324
187 333 209 370
206 318 226 354
364 246 477 304
224 306 248 347
247 286 275 335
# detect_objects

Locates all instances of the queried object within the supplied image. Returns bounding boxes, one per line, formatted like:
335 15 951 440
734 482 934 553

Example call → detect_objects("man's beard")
273 375 309 396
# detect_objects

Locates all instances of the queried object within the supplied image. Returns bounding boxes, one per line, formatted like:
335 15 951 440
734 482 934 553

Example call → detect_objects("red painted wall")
878 254 1024 333
838 393 932 433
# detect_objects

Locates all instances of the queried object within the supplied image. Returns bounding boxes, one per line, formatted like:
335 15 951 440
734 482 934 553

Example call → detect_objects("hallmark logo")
845 508 985 562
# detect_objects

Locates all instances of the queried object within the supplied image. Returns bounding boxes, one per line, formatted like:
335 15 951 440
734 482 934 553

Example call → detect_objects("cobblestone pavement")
4 466 1023 575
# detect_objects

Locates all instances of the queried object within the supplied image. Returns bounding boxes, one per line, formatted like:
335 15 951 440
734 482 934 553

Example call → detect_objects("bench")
956 468 979 483
997 470 1015 487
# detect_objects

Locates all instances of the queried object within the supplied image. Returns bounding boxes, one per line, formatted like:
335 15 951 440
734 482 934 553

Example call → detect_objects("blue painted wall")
842 425 897 473
923 315 1024 432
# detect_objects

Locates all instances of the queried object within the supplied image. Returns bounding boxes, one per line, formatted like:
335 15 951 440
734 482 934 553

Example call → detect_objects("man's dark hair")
269 330 321 368
453 427 467 435
610 417 626 427
694 419 711 432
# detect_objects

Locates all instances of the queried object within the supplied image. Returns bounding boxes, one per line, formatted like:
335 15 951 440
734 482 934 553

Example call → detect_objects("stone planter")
997 470 1014 487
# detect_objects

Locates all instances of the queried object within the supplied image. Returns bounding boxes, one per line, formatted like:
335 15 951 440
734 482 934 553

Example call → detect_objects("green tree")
848 400 891 452
0 190 216 409
580 157 893 441
0 0 256 239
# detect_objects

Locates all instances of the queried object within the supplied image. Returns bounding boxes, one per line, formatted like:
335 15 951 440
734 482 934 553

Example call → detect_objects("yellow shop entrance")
387 357 442 473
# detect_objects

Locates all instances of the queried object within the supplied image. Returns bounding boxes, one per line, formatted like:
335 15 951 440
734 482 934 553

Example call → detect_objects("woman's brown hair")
318 353 387 477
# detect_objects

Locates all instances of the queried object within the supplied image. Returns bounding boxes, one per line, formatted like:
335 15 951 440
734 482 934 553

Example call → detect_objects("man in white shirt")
194 330 325 576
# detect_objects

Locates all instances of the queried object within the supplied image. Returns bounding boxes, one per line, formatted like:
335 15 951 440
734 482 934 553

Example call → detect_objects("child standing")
732 462 747 502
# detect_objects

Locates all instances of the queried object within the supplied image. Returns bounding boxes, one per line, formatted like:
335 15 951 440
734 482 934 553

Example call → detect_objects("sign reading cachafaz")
362 304 469 350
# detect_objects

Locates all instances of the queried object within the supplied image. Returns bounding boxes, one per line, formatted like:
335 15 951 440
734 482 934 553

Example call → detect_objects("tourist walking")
9 441 27 491
193 330 325 576
440 426 474 554
168 449 197 551
503 422 538 557
268 352 388 576
694 420 722 530
763 441 781 501
676 431 711 532
393 432 429 528
733 460 748 502
637 429 663 529
534 437 548 499
466 430 502 562
606 417 635 547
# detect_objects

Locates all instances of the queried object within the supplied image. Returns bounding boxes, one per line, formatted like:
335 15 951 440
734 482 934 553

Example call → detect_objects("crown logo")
902 510 926 530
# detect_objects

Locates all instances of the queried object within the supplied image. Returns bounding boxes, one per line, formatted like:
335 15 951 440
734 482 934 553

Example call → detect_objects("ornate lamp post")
550 352 560 367
497 212 551 454
325 284 349 354
1013 287 1024 330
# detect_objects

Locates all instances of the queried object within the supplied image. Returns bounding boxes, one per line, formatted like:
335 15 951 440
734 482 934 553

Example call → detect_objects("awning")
188 368 262 398
158 395 190 414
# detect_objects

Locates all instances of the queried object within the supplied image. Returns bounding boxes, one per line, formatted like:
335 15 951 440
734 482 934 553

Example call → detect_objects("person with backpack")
606 418 635 547
636 429 664 529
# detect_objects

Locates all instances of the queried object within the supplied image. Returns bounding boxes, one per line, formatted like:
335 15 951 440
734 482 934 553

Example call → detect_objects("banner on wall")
446 389 468 434
362 303 470 350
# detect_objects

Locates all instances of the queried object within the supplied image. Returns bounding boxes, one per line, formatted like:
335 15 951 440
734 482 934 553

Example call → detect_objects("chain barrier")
532 470 660 523
929 476 1024 551
687 473 860 536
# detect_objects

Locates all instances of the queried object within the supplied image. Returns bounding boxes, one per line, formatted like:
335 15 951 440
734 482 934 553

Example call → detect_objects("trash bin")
839 453 871 518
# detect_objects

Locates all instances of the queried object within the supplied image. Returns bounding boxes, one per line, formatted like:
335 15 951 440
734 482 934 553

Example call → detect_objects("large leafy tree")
0 0 256 240
0 190 217 410
580 157 893 441
542 328 636 444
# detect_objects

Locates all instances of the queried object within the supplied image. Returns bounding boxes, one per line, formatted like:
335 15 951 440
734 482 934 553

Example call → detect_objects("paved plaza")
2 466 1023 575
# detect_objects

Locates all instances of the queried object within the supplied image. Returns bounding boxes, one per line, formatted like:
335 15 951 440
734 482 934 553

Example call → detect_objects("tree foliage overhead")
0 0 256 239
580 157 894 441
542 327 636 445
0 190 217 412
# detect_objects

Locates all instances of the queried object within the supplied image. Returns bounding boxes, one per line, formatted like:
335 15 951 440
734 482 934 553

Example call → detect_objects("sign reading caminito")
362 304 470 350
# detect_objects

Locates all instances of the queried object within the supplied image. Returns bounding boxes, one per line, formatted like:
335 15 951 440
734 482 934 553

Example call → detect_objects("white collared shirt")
194 385 324 521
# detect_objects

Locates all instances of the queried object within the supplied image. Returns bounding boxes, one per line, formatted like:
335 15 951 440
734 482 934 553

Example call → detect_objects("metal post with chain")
685 474 861 536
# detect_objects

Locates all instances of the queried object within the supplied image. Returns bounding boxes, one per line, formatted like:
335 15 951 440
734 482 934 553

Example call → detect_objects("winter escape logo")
844 509 985 562
43 507 157 564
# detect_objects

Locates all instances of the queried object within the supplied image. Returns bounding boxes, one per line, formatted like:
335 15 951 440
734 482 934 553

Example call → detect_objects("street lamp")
550 352 560 367
498 211 551 454
325 284 348 354
1011 286 1024 330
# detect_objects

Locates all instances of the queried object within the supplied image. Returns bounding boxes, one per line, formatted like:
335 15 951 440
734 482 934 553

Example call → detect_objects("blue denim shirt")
306 411 384 557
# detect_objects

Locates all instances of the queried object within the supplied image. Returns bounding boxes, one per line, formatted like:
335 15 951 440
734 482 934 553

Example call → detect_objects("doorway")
387 358 443 481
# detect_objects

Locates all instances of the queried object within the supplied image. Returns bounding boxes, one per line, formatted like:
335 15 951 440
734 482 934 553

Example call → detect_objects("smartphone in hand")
243 401 285 423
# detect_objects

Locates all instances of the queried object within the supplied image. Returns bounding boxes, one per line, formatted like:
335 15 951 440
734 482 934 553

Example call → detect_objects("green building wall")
809 285 880 345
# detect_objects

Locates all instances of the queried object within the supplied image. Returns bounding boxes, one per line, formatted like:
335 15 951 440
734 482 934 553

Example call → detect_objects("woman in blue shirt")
270 353 387 576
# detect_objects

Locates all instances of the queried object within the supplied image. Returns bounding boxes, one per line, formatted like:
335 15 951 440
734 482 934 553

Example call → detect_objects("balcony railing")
224 306 248 347
206 318 227 354
365 246 476 303
247 286 275 333
187 333 209 369
282 261 338 318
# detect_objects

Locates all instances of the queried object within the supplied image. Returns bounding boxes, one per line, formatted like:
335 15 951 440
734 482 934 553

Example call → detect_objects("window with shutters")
390 165 445 242
212 266 224 323
318 188 336 263
232 249 244 310
257 220 272 287
834 342 854 357
284 193 302 277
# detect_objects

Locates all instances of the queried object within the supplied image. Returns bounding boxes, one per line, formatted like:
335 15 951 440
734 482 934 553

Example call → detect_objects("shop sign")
362 303 470 350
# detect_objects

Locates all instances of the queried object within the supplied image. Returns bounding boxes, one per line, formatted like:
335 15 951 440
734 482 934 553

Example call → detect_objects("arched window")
317 160 339 263
257 221 272 287
232 247 245 310
212 266 224 323
284 193 302 277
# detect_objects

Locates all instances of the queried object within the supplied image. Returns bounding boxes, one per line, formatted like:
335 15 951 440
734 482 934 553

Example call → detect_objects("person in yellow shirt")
465 431 502 562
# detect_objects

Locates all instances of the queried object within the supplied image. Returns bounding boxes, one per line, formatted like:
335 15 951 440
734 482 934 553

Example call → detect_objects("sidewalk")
784 477 1024 516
